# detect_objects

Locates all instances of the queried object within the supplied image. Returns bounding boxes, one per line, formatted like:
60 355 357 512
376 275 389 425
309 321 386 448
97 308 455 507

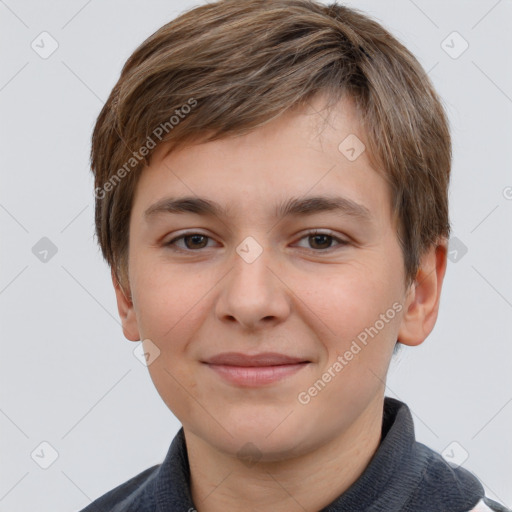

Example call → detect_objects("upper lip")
203 352 310 367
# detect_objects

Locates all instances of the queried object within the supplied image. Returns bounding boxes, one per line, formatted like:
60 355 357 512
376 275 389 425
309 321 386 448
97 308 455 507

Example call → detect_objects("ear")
112 269 140 342
397 239 448 347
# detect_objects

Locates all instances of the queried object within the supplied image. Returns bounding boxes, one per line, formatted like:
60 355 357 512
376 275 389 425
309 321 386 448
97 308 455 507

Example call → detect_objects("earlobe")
111 269 141 342
397 240 448 347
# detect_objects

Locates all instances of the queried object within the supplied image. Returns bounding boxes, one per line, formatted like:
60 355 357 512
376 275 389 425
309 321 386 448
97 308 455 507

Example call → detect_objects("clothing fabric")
78 397 510 511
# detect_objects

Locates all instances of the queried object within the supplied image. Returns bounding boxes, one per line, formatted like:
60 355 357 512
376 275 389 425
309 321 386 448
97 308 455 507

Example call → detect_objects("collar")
152 397 485 511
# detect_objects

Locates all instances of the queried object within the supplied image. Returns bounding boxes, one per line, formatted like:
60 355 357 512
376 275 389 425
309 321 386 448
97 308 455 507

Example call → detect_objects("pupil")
311 234 331 249
186 235 207 249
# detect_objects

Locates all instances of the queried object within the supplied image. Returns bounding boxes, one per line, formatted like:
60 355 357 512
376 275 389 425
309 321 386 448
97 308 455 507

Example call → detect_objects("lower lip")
205 363 309 386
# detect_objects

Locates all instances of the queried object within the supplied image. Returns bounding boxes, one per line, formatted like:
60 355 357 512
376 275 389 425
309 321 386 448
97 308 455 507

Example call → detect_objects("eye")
164 229 349 253
165 232 216 251
295 230 349 251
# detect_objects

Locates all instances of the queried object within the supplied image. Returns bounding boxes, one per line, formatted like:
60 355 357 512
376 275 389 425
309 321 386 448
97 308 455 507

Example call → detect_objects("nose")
215 241 291 330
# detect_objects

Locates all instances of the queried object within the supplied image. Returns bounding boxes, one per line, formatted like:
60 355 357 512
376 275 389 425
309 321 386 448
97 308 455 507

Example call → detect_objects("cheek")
302 262 398 336
132 264 209 420
131 259 211 342
299 260 403 387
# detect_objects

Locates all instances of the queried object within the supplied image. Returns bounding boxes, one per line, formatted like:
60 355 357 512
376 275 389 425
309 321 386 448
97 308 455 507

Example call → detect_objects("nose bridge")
231 235 274 298
240 237 270 274
216 234 289 328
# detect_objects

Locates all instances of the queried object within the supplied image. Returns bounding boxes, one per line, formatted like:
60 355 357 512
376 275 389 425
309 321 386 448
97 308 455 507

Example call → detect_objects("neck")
184 394 385 512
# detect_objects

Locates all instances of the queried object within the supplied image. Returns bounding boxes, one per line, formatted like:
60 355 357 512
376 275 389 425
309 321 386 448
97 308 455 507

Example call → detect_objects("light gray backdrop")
1 1 511 510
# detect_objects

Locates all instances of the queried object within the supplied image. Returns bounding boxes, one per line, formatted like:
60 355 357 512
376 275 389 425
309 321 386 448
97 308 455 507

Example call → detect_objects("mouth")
202 352 311 387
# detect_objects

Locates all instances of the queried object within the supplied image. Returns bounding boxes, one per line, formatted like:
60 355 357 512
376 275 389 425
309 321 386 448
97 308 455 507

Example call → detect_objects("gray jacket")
78 397 510 512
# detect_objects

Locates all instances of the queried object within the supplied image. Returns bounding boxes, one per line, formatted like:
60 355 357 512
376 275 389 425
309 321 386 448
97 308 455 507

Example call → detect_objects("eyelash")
164 230 349 253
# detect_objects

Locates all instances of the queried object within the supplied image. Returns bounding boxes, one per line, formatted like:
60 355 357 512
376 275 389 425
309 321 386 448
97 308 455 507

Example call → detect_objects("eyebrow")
144 195 372 223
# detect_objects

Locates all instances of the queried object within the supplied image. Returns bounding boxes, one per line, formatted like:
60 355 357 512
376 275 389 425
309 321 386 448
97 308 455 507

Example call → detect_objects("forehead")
150 94 368 168
131 95 392 228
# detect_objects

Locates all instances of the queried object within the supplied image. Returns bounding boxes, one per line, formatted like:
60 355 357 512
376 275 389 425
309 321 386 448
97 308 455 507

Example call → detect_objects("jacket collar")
153 397 484 511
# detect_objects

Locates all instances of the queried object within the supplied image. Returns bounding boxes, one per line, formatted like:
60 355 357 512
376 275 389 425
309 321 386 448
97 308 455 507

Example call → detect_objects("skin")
113 94 448 512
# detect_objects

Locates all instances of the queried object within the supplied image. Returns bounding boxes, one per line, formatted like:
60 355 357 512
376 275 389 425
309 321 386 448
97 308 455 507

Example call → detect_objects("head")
90 0 450 460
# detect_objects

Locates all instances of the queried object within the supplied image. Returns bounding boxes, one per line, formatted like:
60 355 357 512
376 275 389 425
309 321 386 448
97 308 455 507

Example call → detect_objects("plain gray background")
1 0 511 510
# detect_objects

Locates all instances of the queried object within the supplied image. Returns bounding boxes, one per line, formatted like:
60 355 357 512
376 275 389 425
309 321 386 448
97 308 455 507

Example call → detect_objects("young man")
82 1 509 510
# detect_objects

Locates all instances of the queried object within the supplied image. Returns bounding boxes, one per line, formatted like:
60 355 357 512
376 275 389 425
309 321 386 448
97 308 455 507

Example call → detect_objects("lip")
204 352 309 366
202 352 311 387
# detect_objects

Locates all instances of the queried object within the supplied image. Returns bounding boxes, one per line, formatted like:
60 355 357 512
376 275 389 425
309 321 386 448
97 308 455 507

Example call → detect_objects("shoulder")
404 440 509 512
77 463 161 512
469 497 512 512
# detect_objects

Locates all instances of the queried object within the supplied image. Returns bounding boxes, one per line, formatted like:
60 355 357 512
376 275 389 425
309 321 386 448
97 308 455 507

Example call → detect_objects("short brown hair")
90 0 451 290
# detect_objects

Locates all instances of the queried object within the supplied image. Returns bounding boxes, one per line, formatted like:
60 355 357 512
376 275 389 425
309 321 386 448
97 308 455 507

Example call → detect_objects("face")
116 95 425 462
